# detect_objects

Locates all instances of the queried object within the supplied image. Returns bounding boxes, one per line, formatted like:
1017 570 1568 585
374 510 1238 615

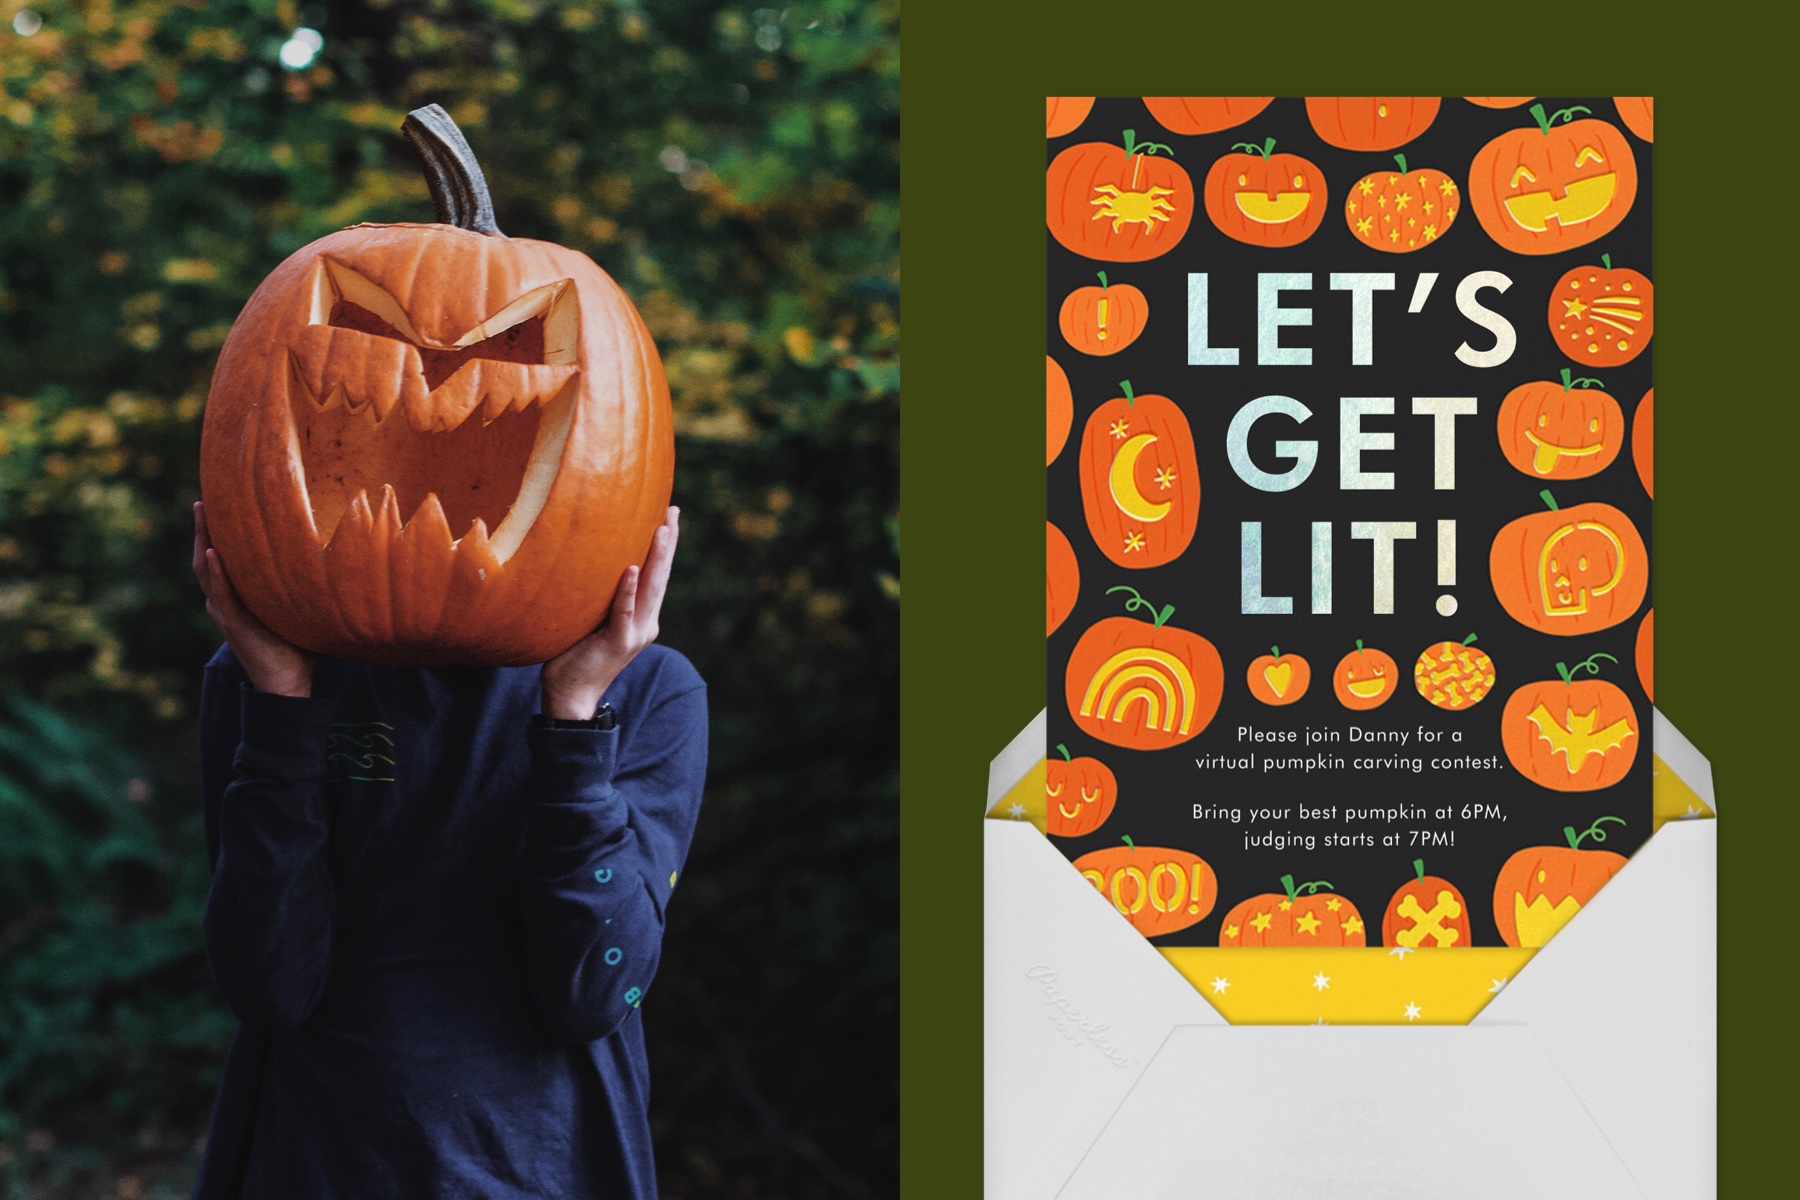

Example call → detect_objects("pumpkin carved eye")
1574 146 1605 166
1589 418 1599 432
1510 165 1537 188
1238 172 1247 186
1292 173 1304 188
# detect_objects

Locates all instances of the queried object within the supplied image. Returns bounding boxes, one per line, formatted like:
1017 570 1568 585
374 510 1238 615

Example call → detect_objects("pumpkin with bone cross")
1382 860 1472 949
199 106 673 665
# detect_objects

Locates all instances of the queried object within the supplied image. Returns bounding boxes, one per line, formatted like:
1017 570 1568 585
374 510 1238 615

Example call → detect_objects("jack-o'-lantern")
1046 744 1117 839
1490 490 1647 636
1343 154 1460 253
1247 646 1310 706
1333 640 1397 711
1141 96 1272 136
1550 255 1653 367
1305 96 1440 151
1496 369 1624 480
1412 634 1495 711
1046 130 1194 262
1382 860 1471 949
1074 835 1217 937
1219 875 1366 947
1078 381 1199 568
1046 97 1095 138
199 106 673 666
1065 586 1223 751
1637 608 1654 703
1047 355 1072 466
1047 521 1079 637
1501 654 1640 792
1058 272 1147 357
1469 103 1638 255
1203 138 1327 248
1633 388 1654 498
1465 97 1534 108
1493 817 1629 947
1614 97 1654 143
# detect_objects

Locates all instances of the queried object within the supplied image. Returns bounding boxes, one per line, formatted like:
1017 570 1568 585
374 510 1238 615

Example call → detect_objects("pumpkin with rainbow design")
1064 586 1222 751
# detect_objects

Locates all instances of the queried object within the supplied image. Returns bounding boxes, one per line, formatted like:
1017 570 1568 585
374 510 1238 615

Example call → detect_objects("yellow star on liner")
1277 898 1293 911
1109 418 1130 440
1564 297 1589 318
1359 178 1376 195
1404 1002 1423 1022
1123 530 1146 553
1250 911 1273 933
1294 912 1323 935
1211 976 1231 994
1154 466 1177 490
1355 216 1374 237
1223 924 1240 939
1342 916 1365 936
1325 898 1341 911
1439 178 1458 195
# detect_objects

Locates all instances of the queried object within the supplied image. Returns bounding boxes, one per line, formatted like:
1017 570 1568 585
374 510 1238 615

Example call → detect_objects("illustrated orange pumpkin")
1489 490 1647 636
1046 130 1195 262
1633 388 1654 498
1636 608 1654 703
1464 97 1534 108
1077 381 1199 568
1305 96 1439 151
1343 154 1460 253
1333 640 1397 711
1412 634 1495 711
1046 521 1079 637
1550 254 1653 367
1219 875 1367 947
1203 138 1327 248
1382 860 1471 949
1046 744 1117 838
1141 96 1272 136
1614 96 1654 143
1469 103 1638 256
1493 817 1629 947
1496 368 1624 480
1058 272 1147 357
1075 835 1217 937
1046 97 1096 138
1501 654 1640 792
199 105 673 666
1046 355 1072 466
1065 587 1224 751
1246 646 1310 706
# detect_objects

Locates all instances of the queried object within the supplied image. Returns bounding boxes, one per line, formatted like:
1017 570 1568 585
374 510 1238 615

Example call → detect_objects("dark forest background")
0 1 898 1197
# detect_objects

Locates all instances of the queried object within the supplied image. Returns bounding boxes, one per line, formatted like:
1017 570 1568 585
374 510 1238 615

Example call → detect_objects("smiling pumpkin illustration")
1333 640 1396 711
1203 138 1326 248
1496 369 1624 480
1469 102 1637 255
199 106 673 665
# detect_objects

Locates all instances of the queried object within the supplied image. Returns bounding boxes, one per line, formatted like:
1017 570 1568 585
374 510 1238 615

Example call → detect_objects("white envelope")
985 707 1715 1200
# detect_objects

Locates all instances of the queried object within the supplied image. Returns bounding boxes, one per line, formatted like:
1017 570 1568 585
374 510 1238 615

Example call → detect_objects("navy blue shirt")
191 644 707 1199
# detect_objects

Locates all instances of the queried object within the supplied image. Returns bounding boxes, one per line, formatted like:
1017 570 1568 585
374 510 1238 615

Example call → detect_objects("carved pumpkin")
1465 97 1534 108
1469 103 1638 255
1305 96 1439 151
1141 96 1272 136
1046 97 1096 138
1219 875 1367 947
1496 369 1624 480
1203 138 1326 248
1246 646 1310 707
1637 608 1654 703
1046 745 1118 839
1333 640 1397 711
1065 586 1223 751
1077 381 1199 568
1633 388 1654 498
1046 355 1072 466
1046 130 1194 262
1382 860 1471 949
1550 255 1653 367
1075 835 1217 937
199 106 672 666
1501 654 1640 792
1046 521 1079 637
1058 272 1147 357
1614 96 1654 143
1489 490 1647 636
1343 154 1459 253
1493 817 1629 947
1412 634 1495 711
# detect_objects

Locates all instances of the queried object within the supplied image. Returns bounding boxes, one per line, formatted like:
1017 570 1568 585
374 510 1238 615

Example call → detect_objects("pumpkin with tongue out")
199 105 673 666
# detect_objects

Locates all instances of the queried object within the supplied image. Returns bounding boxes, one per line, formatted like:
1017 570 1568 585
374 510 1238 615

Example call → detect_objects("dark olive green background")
904 11 1791 1196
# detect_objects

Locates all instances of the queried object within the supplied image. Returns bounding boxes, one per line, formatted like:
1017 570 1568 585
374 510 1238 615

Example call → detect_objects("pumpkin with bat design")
1636 609 1655 703
1141 96 1272 136
1046 130 1194 262
1219 875 1367 947
1078 381 1199 568
1065 587 1223 751
1550 255 1653 367
1058 272 1147 357
1496 369 1624 480
1490 491 1647 636
1469 103 1637 255
1614 97 1654 143
1383 860 1471 949
1047 355 1072 466
199 106 672 666
1493 817 1630 947
1305 96 1439 151
1075 835 1217 936
1412 634 1495 711
1046 744 1117 838
1203 138 1327 248
1046 97 1095 138
1501 654 1640 792
1046 521 1080 636
1333 640 1397 711
1343 154 1460 253
1633 388 1654 498
1246 646 1310 706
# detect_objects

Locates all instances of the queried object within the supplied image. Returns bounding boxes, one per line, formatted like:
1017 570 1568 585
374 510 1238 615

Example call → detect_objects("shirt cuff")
527 724 621 807
235 683 339 776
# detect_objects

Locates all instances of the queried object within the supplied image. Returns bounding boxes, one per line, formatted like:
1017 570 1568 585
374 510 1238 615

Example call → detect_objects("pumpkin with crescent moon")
1077 382 1198 569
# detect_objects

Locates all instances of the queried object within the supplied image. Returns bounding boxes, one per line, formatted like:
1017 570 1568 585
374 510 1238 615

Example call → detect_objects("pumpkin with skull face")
199 107 674 666
1489 491 1646 636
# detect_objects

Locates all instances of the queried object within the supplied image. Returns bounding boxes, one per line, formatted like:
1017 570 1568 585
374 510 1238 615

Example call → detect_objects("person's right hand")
193 501 313 698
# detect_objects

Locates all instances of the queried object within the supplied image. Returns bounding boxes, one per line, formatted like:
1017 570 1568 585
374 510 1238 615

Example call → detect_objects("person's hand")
540 506 679 720
193 501 313 698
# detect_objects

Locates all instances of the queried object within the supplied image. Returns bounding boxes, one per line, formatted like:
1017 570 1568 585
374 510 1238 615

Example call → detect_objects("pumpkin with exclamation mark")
1058 272 1147 356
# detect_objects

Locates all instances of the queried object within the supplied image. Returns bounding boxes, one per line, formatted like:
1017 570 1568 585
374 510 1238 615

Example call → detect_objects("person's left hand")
540 506 679 720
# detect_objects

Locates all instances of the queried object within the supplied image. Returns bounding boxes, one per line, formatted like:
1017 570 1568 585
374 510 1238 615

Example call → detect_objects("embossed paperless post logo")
1025 964 1134 1068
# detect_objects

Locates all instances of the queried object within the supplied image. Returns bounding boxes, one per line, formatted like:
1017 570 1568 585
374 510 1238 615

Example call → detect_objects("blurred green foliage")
0 1 897 1196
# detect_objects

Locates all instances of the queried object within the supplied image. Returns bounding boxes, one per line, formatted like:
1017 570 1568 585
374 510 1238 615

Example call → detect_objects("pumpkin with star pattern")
1219 875 1367 947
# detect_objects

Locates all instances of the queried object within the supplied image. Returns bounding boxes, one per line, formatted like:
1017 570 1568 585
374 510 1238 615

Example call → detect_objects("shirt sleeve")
513 680 708 1044
199 652 341 1032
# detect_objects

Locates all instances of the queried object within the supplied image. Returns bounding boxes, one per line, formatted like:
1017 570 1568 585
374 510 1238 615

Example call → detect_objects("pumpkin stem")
1230 138 1275 160
1539 489 1559 511
1096 271 1109 290
1555 661 1573 684
1121 129 1174 158
1270 645 1280 658
1462 633 1478 646
1056 743 1072 761
1121 834 1135 849
1528 102 1552 136
1413 859 1425 881
1393 153 1407 175
1280 874 1298 902
1354 638 1364 653
1569 652 1619 678
1550 104 1593 126
1562 368 1606 391
1105 584 1174 628
1602 253 1612 271
1119 380 1135 404
401 104 503 236
1566 815 1626 849
1296 879 1333 895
